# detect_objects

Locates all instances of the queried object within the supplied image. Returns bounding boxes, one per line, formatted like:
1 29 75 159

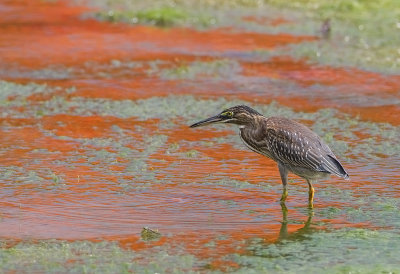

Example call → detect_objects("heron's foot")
280 188 288 202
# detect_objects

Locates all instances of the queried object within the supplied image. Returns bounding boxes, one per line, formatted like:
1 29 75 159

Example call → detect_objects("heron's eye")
221 111 234 118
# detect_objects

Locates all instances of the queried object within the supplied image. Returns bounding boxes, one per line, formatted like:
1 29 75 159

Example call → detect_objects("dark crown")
224 105 262 116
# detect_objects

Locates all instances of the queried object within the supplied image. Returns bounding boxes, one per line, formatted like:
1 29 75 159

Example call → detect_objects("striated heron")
190 105 349 208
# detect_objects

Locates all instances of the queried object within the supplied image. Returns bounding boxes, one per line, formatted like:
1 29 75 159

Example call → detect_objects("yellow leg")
307 180 315 209
278 163 289 204
280 187 288 203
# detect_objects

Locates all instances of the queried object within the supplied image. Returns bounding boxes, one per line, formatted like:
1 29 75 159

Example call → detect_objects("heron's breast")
239 128 274 159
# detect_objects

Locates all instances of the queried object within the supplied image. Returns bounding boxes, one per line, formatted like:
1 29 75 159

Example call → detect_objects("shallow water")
0 0 399 272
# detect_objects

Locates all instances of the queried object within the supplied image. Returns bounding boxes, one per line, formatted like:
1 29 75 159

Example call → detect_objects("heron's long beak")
190 114 223 128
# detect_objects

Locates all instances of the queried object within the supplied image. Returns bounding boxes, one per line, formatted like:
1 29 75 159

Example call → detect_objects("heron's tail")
322 155 349 180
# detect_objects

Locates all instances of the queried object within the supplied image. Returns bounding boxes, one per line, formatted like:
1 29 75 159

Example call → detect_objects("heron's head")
190 105 262 128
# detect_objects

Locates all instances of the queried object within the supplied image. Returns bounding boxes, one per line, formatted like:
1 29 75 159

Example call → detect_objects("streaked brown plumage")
190 105 349 208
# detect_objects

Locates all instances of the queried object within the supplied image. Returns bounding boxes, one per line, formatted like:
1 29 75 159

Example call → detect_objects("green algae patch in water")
0 240 200 273
229 228 400 273
94 6 215 28
159 59 241 80
0 81 50 106
0 240 136 273
266 0 400 73
84 0 267 28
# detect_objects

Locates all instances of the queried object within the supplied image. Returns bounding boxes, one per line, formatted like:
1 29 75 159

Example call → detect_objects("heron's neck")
238 120 257 130
236 115 263 129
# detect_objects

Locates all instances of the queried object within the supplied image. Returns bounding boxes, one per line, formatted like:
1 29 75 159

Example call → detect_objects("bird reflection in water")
277 204 314 242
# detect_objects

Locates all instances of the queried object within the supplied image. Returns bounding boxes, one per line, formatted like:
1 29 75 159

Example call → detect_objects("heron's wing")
265 126 348 178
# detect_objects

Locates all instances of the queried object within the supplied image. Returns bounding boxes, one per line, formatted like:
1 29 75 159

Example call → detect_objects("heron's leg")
278 163 289 203
278 202 288 241
307 179 315 209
